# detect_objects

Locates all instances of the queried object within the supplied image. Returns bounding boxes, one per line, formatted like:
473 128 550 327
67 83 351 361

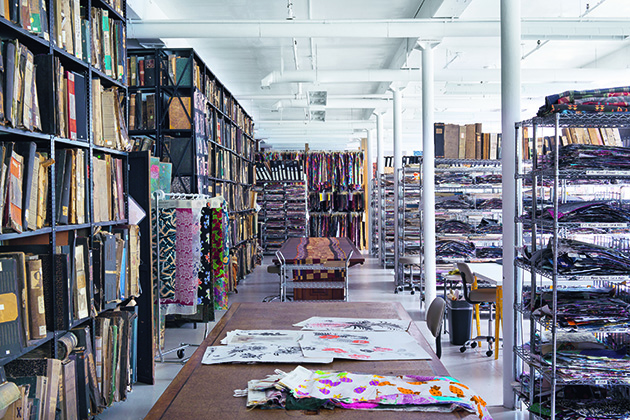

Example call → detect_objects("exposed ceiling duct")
260 68 630 87
128 18 630 40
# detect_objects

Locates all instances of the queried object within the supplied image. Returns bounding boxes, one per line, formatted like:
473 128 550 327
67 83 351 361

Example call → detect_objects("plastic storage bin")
446 299 473 345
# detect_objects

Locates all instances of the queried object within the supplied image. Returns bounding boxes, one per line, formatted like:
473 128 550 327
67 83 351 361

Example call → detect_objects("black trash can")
447 299 473 345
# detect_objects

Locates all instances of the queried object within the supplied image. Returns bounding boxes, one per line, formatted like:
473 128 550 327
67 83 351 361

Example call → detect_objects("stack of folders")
0 39 43 134
52 148 88 227
91 154 126 223
91 79 131 151
0 142 54 233
92 228 141 313
3 315 137 419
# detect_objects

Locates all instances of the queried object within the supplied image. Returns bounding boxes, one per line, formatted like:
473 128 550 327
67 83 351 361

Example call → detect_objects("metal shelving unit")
513 112 630 419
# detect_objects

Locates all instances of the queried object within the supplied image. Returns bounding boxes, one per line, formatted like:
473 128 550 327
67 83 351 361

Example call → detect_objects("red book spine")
66 72 77 140
139 59 145 86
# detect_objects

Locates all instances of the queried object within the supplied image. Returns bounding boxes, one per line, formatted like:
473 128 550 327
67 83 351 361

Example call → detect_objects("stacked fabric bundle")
537 86 630 116
524 287 630 330
476 247 502 259
548 144 630 170
476 218 502 234
522 238 630 275
436 219 475 234
435 195 475 209
436 239 476 259
435 173 474 185
239 366 491 419
475 174 502 184
543 201 630 223
477 197 502 209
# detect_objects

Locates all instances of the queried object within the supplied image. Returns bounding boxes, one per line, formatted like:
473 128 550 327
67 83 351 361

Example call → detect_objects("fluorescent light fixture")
309 110 326 122
307 91 328 106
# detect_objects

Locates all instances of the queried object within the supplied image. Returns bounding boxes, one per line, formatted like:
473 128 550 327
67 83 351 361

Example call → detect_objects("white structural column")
392 88 403 286
419 43 437 310
501 0 520 409
376 113 385 263
366 129 375 252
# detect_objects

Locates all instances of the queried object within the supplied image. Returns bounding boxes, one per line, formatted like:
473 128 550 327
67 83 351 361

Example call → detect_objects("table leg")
494 286 503 360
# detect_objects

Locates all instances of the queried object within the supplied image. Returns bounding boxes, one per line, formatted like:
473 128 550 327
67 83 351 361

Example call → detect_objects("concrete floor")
96 255 528 419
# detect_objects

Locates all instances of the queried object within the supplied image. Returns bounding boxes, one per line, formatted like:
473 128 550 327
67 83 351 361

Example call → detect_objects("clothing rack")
153 190 218 363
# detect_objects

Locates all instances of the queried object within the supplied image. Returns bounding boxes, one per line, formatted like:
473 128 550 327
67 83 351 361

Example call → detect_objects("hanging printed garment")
198 205 214 307
211 206 229 309
152 207 177 349
160 208 199 315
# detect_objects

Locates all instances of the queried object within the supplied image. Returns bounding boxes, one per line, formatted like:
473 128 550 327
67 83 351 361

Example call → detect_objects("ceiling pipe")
128 18 630 40
272 97 507 110
238 82 588 100
261 68 630 87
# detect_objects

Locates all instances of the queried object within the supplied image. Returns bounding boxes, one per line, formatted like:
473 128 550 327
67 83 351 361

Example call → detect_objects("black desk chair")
425 297 446 358
456 262 497 357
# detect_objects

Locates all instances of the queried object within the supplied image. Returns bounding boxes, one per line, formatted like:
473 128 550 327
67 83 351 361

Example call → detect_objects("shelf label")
558 275 629 281
586 170 630 176
595 379 608 385
578 223 628 228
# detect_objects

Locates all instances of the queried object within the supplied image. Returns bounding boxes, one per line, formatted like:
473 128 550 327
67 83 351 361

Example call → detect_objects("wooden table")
146 302 475 419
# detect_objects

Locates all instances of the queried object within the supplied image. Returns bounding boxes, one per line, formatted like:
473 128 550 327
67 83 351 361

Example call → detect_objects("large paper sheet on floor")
220 330 303 345
299 331 431 361
294 317 410 332
202 343 333 365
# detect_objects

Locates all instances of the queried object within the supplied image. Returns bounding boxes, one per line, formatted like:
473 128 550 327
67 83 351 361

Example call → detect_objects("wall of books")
256 150 366 249
434 123 502 160
127 47 257 292
0 1 145 418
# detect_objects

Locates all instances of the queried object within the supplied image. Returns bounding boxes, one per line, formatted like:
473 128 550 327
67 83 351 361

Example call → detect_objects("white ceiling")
127 0 630 152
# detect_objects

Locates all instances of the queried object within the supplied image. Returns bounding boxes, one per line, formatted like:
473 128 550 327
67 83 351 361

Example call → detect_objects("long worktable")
146 302 476 419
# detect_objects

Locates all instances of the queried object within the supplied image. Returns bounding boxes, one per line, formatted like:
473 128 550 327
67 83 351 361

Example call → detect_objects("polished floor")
96 254 528 419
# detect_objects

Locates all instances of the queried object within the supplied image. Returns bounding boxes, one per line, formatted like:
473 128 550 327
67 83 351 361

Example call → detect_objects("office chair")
425 297 446 358
456 262 497 357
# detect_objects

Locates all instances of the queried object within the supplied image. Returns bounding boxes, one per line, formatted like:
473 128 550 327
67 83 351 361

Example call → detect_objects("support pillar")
366 129 374 252
501 0 520 409
392 88 403 287
419 43 437 310
376 113 385 263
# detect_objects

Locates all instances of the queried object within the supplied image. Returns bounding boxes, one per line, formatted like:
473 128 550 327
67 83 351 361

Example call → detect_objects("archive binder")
0 257 22 359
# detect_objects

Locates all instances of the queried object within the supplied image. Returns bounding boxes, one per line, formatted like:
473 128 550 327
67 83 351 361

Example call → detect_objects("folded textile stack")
477 197 502 209
436 239 476 259
532 288 630 330
476 247 502 259
241 366 492 419
436 219 475 234
544 144 630 170
435 195 475 209
475 174 502 184
522 238 630 275
543 201 630 223
476 218 502 234
435 173 474 185
537 86 630 116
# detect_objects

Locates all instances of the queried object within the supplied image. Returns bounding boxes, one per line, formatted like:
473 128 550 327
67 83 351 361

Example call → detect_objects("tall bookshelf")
0 0 143 416
127 47 258 289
